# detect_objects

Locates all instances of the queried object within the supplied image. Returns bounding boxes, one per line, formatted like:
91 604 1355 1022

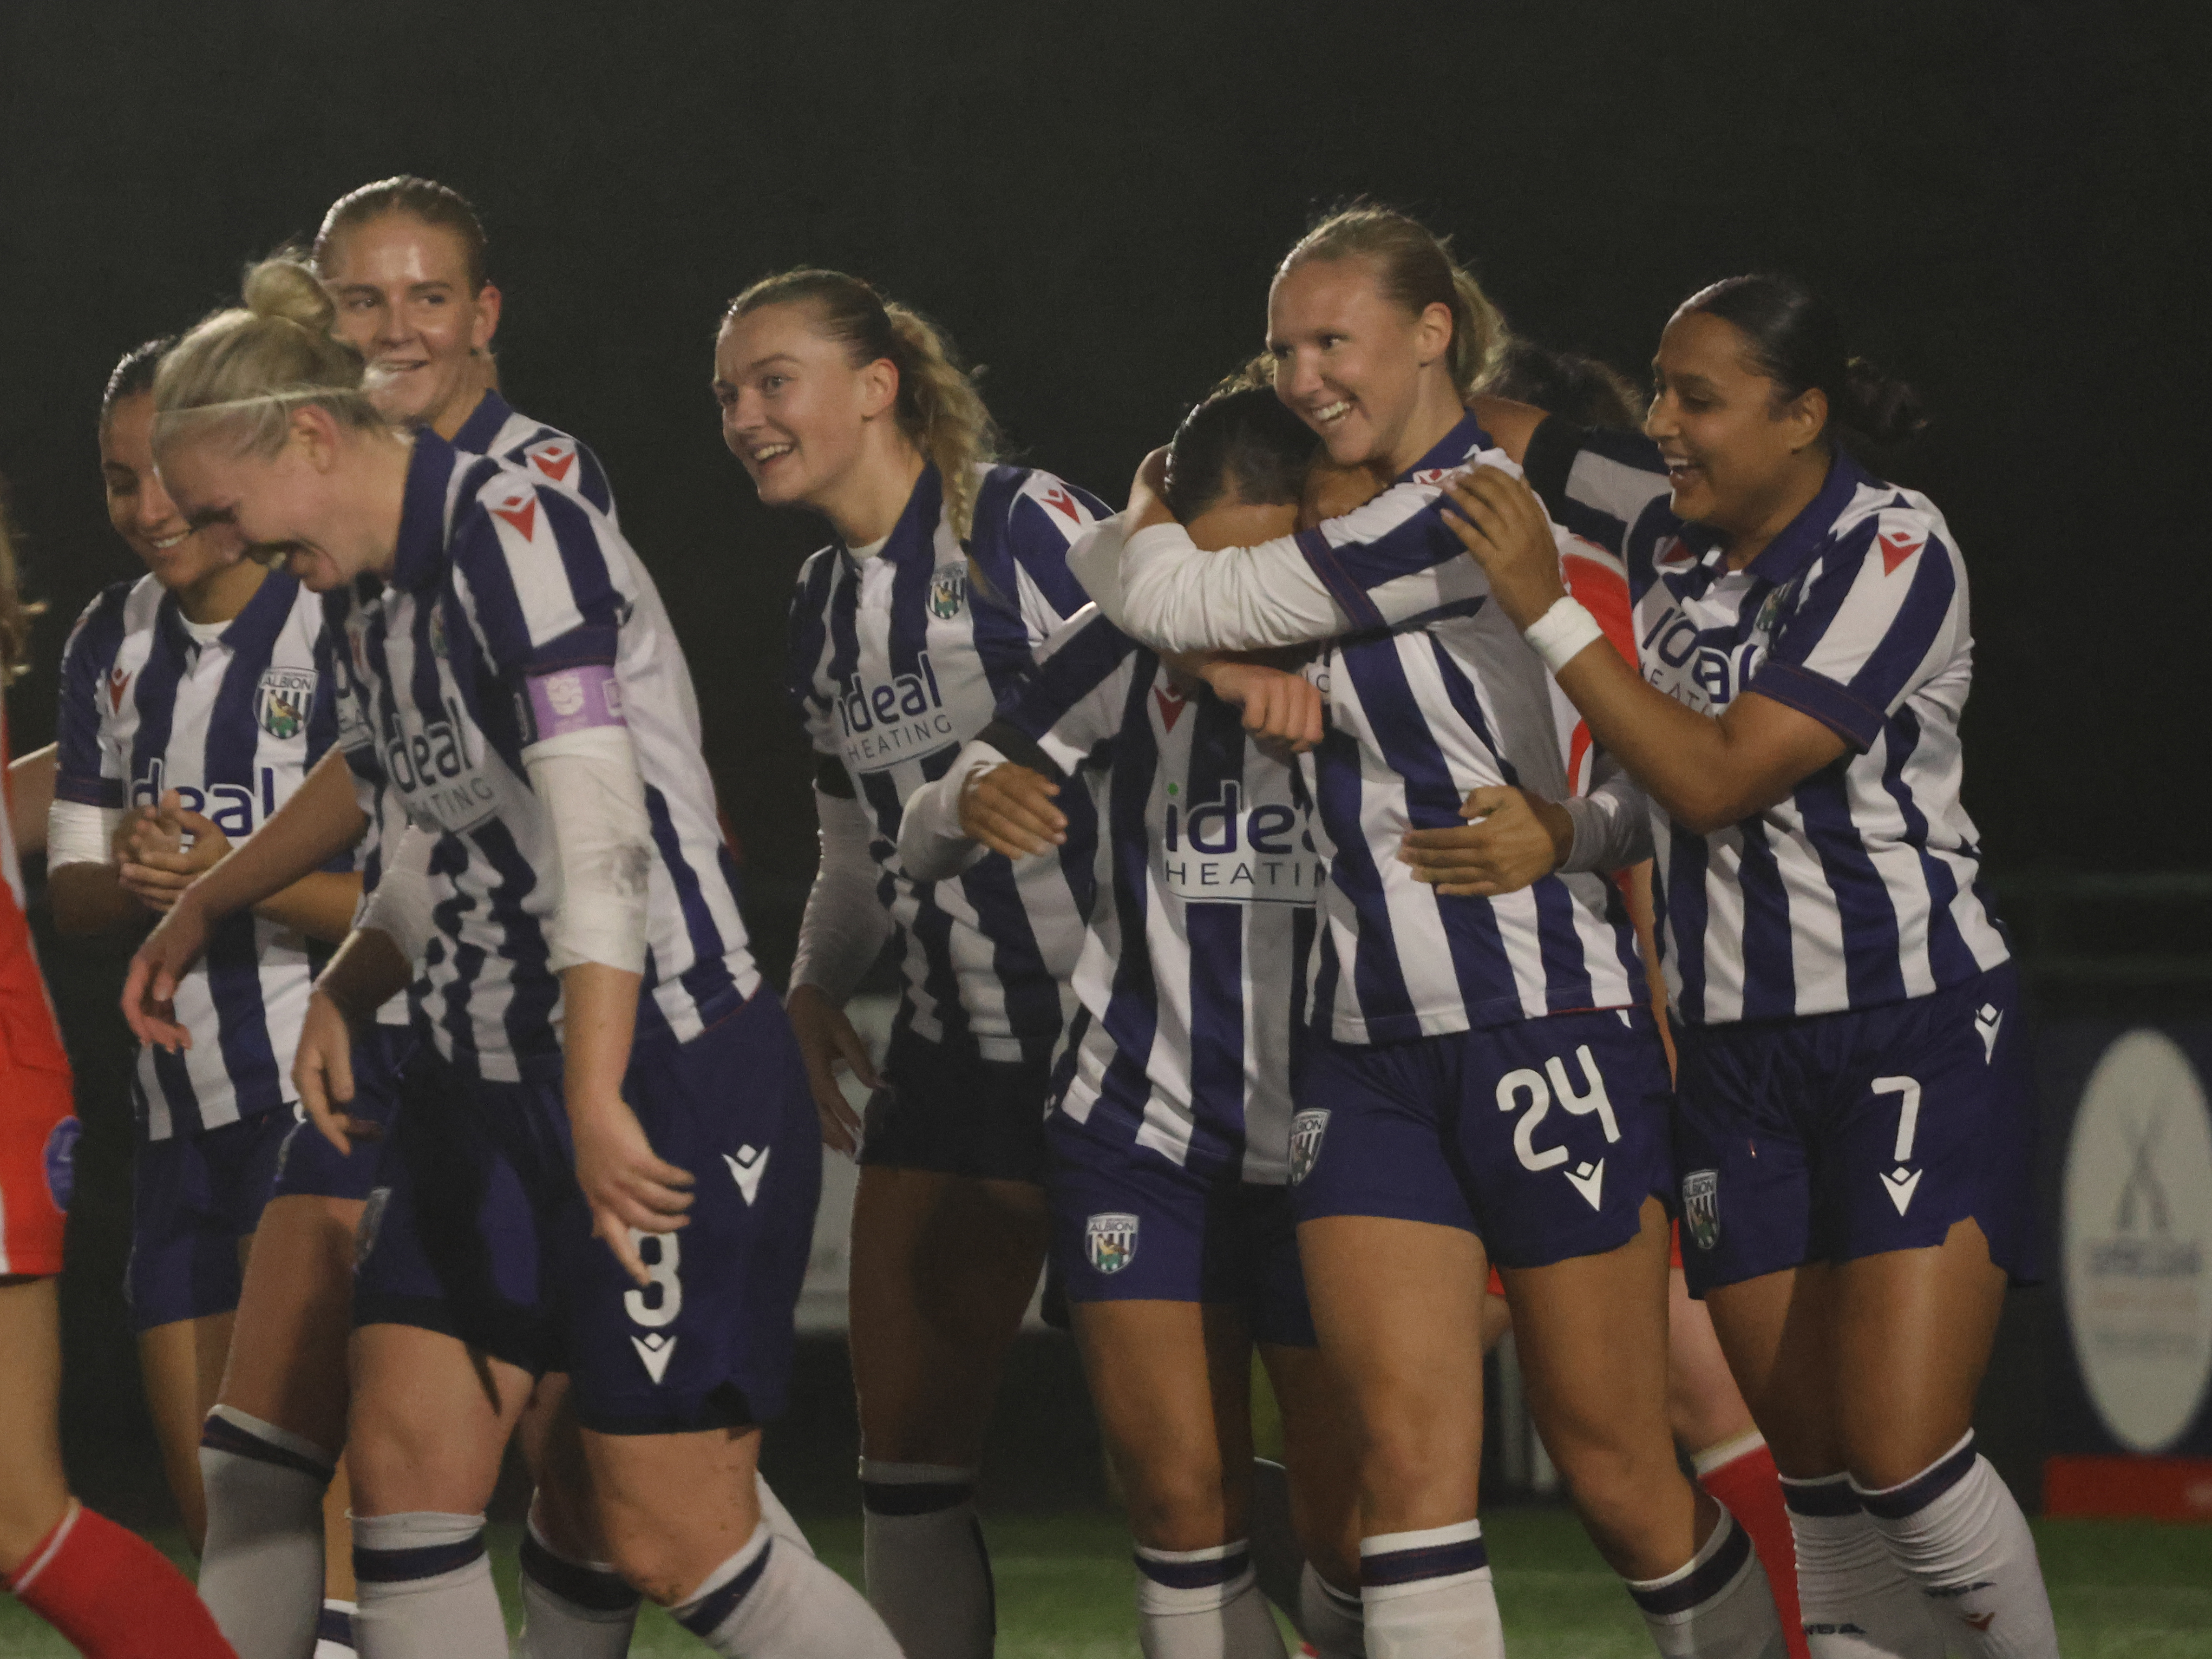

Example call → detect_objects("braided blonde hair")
724 269 1000 539
152 256 386 458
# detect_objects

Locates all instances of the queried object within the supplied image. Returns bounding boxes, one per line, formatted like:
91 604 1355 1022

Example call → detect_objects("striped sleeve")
1525 420 1674 562
455 479 632 680
506 431 618 520
784 546 841 756
1750 507 1962 752
1293 474 1492 630
991 610 1142 780
53 584 130 807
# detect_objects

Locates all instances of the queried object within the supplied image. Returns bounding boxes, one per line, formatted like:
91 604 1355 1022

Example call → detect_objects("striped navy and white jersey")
331 395 620 1029
55 572 337 1139
1280 414 1644 1044
1523 419 2010 1025
786 462 1106 1062
453 389 617 523
990 612 1321 1183
325 429 759 1082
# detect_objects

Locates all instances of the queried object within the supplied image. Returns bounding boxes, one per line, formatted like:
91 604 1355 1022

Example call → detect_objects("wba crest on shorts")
255 668 316 741
1086 1212 1139 1274
43 1117 81 1212
1289 1109 1330 1185
1682 1168 1720 1252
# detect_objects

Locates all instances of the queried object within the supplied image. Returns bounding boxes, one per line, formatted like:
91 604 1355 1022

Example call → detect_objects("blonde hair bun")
241 256 337 334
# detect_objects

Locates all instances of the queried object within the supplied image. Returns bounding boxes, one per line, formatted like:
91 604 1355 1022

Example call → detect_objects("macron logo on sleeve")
1878 530 1923 575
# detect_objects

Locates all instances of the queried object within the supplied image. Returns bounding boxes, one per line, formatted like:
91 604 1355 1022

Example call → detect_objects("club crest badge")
928 565 968 621
43 1117 81 1213
1682 1169 1721 1252
254 668 316 741
1289 1109 1331 1186
428 602 450 660
1085 1212 1139 1275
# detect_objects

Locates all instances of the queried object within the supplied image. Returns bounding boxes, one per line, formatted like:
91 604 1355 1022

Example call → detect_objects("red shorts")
1484 1219 1683 1297
1 978 77 1279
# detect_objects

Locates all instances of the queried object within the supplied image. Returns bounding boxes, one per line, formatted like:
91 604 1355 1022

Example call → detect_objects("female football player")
50 340 359 1562
899 385 1364 1659
1072 208 1789 1659
135 255 896 1659
721 268 1103 1659
1436 272 2055 1658
2 486 236 1658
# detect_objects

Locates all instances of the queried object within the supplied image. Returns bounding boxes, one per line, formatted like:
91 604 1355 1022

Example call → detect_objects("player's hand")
785 982 874 1157
1192 658 1325 755
118 793 231 913
122 890 213 1049
570 1092 696 1289
1436 466 1567 630
959 762 1065 859
1398 786 1574 897
293 989 377 1154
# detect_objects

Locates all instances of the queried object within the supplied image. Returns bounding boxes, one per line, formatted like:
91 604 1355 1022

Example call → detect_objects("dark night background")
3 0 2207 1520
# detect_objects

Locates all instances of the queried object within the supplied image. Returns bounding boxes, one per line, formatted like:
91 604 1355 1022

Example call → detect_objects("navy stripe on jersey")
1525 420 2010 1023
325 429 759 1081
54 571 334 1137
454 389 618 520
786 461 1105 1062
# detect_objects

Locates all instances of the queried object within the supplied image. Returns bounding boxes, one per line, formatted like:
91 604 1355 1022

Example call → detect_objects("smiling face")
155 409 398 594
1646 309 1827 540
321 212 499 435
712 302 898 512
1267 256 1454 473
101 392 243 592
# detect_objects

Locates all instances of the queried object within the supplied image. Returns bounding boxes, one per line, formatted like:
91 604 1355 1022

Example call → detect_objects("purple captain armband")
523 663 628 741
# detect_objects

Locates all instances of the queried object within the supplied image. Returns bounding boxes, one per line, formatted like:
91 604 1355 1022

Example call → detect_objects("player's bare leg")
1504 1198 1787 1656
1 1276 234 1657
1298 1213 1497 1659
1259 1339 1364 1658
199 1193 360 1659
1074 1298 1287 1657
847 1165 1048 1659
138 1305 237 1551
1708 1219 2054 1657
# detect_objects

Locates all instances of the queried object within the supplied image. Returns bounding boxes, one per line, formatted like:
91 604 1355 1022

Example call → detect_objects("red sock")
1695 1433 1808 1659
6 1502 236 1658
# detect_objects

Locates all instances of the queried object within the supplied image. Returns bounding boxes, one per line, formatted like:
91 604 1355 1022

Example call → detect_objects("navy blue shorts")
271 1024 414 1204
128 1108 290 1331
1672 962 2037 1295
1045 1113 1316 1348
1289 1006 1675 1269
353 993 822 1435
859 1020 1049 1183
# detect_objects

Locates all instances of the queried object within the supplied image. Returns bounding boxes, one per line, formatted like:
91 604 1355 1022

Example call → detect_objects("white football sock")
314 1600 357 1657
517 1517 641 1659
1298 1562 1367 1658
196 1405 335 1659
859 1459 994 1659
1133 1541 1287 1658
1856 1435 2058 1659
756 1471 814 1557
351 1511 507 1659
1623 1510 1788 1658
673 1518 902 1657
1359 1520 1503 1659
1783 1473 1944 1659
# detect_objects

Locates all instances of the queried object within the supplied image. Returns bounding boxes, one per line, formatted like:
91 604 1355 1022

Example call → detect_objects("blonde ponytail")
724 269 1000 539
152 254 386 458
1280 206 1506 398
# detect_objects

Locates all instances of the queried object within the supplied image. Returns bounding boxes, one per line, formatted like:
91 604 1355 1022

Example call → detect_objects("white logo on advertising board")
2063 1029 2212 1453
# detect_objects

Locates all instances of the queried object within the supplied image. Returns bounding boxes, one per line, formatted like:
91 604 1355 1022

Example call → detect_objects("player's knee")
1119 1449 1234 1552
1362 1412 1477 1512
345 1395 489 1515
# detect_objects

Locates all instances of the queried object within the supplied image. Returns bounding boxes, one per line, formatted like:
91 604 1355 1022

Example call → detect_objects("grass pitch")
1 1506 2205 1655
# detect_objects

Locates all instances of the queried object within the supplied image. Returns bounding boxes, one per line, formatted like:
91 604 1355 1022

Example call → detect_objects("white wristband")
1523 597 1605 675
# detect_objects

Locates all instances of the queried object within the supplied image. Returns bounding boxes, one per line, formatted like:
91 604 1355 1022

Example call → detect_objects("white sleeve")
521 727 652 976
357 823 437 960
1557 755 1654 874
1072 513 1351 652
897 741 1006 885
45 800 119 871
789 786 896 1005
